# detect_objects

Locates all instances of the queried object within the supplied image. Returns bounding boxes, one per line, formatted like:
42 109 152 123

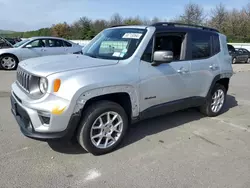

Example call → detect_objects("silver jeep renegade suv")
10 22 233 155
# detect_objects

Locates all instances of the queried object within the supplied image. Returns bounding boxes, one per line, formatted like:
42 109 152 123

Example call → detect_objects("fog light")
38 111 51 125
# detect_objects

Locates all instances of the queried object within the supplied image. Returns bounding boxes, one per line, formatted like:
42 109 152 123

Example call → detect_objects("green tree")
51 22 71 38
178 2 207 25
209 3 228 33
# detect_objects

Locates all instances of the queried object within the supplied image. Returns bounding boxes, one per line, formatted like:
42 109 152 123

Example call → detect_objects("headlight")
39 77 48 94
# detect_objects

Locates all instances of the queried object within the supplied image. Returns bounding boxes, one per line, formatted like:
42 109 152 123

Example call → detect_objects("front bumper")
10 89 81 141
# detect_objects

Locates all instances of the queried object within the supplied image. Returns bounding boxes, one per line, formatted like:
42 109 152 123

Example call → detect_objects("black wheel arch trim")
206 73 231 98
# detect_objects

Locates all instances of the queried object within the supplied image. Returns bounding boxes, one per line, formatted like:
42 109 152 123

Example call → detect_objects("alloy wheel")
211 89 225 113
1 56 16 70
90 111 123 149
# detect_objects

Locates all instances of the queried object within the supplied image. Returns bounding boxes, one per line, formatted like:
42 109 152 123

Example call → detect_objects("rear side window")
64 41 72 47
212 34 220 54
191 33 211 59
48 39 64 47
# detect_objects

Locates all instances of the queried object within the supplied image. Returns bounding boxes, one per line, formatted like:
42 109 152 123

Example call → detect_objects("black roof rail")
151 22 219 32
110 24 128 28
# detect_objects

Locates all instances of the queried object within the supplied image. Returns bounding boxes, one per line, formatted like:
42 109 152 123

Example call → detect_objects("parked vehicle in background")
227 44 249 64
0 36 83 70
5 37 22 45
235 48 250 63
0 36 13 49
10 23 233 155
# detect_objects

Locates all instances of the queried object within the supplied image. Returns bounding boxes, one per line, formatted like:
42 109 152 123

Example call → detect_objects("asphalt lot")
1 65 250 188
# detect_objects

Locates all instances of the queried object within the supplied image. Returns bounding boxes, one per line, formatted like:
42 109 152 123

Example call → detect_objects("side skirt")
132 96 206 123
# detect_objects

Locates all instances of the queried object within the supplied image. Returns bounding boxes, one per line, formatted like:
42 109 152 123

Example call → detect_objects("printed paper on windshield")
122 33 142 39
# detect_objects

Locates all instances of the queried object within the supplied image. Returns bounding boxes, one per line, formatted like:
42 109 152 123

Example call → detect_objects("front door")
139 31 192 115
241 49 249 62
20 39 48 61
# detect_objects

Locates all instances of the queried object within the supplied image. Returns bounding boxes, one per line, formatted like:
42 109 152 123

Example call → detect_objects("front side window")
191 33 211 60
141 32 186 62
82 28 147 60
13 39 30 48
227 44 235 52
28 39 46 48
243 49 249 53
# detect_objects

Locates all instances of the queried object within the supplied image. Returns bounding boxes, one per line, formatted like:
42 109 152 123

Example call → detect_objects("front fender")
72 85 140 118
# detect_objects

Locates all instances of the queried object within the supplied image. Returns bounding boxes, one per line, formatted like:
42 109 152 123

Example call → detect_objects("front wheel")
246 58 250 64
0 54 18 70
77 100 128 155
200 84 226 117
232 57 236 64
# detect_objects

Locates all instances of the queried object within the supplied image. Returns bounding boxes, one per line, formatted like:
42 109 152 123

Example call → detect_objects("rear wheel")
77 100 128 155
0 54 18 70
200 84 226 117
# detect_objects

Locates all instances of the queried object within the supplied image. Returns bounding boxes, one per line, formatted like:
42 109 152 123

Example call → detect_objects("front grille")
16 68 32 92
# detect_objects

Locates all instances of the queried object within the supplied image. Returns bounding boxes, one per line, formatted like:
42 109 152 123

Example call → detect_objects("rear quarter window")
64 41 72 47
212 34 220 55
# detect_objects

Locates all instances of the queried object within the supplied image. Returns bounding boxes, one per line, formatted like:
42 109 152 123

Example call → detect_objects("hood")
18 54 119 77
0 37 14 48
0 47 15 54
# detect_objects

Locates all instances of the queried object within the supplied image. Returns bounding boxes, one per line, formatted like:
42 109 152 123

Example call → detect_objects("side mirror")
152 51 173 66
25 44 32 48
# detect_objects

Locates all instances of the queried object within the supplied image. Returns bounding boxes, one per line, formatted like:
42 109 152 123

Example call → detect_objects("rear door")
188 31 220 97
63 40 80 54
46 39 66 56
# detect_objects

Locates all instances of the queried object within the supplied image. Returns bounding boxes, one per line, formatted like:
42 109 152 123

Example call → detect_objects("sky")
0 0 249 31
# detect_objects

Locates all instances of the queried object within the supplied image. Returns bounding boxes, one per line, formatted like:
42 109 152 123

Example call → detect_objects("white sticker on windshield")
122 48 128 53
112 52 121 57
122 33 142 39
120 53 125 57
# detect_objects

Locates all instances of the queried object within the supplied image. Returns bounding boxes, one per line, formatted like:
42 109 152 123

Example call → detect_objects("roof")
107 25 148 30
151 22 219 33
110 22 219 34
29 36 68 40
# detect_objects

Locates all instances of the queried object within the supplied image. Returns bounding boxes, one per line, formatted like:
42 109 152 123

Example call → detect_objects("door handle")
177 67 189 74
209 64 219 70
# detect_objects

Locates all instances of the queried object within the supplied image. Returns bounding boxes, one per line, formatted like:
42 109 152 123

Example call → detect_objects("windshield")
82 28 147 60
13 39 30 48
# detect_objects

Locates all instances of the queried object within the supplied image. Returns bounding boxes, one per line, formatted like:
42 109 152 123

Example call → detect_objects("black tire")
246 58 250 64
0 54 18 70
232 57 236 64
200 84 227 117
76 100 128 155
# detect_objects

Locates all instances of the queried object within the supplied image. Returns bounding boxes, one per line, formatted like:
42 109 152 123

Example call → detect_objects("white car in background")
0 36 83 70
